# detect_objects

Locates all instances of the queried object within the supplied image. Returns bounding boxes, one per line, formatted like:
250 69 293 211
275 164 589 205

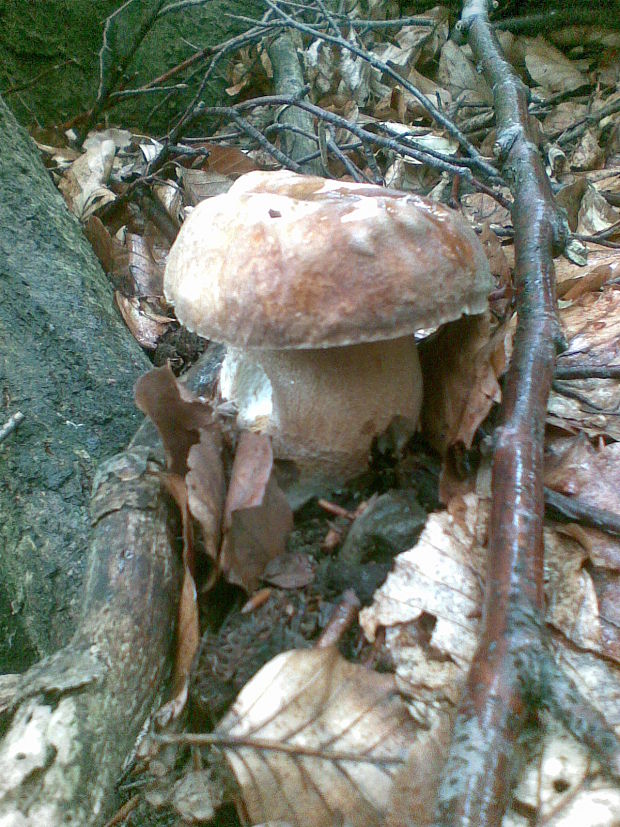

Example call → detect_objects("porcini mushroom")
164 170 493 506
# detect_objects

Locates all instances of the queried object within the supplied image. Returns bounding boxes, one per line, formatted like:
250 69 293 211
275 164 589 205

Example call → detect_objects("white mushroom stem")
219 335 423 506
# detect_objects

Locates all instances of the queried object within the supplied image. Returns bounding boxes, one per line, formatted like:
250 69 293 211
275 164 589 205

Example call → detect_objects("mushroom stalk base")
219 336 423 507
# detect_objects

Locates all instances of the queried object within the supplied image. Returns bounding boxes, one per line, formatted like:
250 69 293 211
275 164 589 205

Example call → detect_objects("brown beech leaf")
186 429 226 562
419 314 506 467
556 249 620 299
521 35 586 93
115 293 170 350
123 225 167 298
217 647 418 827
157 472 199 723
194 142 259 177
83 215 121 275
545 435 620 659
220 432 293 591
134 364 214 475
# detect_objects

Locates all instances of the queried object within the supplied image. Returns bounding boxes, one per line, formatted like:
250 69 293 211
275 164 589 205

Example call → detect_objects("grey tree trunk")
0 95 150 664
0 96 183 824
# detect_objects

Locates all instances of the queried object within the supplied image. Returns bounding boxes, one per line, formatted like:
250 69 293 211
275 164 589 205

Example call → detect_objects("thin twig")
544 487 620 537
260 0 501 183
156 731 404 765
316 589 361 648
554 364 620 380
194 97 503 188
0 411 24 444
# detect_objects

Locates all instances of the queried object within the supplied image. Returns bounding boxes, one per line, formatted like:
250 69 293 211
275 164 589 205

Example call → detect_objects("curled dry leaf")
419 314 507 499
186 429 226 562
158 472 199 724
577 185 620 236
115 293 170 350
134 364 214 475
394 7 449 66
220 432 293 592
217 647 418 827
545 435 620 659
58 138 116 220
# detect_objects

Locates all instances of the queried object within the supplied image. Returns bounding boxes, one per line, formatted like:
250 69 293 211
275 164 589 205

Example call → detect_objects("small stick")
544 487 620 537
316 589 361 649
317 498 356 521
0 411 24 444
102 794 139 827
554 364 620 380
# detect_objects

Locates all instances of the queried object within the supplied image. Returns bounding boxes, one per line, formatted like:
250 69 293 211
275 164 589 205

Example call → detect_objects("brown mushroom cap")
164 171 493 350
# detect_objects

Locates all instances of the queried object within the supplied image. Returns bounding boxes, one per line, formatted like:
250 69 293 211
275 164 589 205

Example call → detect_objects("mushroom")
164 170 493 506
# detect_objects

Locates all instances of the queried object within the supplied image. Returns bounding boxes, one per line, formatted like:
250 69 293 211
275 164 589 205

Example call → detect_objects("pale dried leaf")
544 435 620 658
122 229 166 297
360 481 620 824
83 127 132 151
437 40 492 105
218 647 417 827
577 185 620 236
399 69 451 118
115 293 169 350
542 101 588 137
153 179 183 225
187 429 226 561
58 138 116 220
522 35 586 93
460 190 513 232
571 127 604 172
181 167 233 204
394 7 449 65
359 493 485 674
549 286 620 440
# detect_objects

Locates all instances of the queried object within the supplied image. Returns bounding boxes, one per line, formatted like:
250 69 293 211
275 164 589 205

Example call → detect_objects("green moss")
0 0 259 132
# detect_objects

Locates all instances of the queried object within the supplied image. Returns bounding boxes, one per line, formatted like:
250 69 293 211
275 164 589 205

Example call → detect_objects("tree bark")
0 95 185 824
0 95 150 665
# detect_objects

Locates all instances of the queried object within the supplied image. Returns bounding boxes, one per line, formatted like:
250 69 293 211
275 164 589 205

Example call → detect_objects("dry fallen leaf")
220 432 293 592
58 138 116 220
187 429 226 561
115 293 170 350
521 35 586 94
218 646 418 827
549 285 620 441
134 364 214 475
577 185 620 236
157 472 199 724
359 478 620 825
420 314 507 495
437 39 492 106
